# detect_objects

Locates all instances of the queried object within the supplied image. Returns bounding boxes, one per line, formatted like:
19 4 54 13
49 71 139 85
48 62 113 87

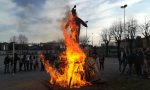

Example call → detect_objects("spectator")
138 49 144 75
26 55 30 71
4 55 10 73
118 50 122 72
142 48 149 78
19 55 23 71
134 49 144 76
40 58 44 71
127 50 136 75
100 54 105 70
35 56 39 70
146 48 150 72
14 53 19 73
33 56 37 70
10 56 13 74
121 50 128 74
22 55 26 71
29 55 33 71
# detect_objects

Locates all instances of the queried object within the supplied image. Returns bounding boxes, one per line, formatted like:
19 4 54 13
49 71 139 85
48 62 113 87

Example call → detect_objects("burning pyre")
39 6 91 88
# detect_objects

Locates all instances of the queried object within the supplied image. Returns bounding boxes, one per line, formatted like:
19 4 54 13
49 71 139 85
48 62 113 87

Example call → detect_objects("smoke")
13 0 70 43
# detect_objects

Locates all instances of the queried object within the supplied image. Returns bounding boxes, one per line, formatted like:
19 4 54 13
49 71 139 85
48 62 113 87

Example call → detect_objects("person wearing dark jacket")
136 49 144 76
29 55 33 71
100 54 105 70
121 50 128 74
4 55 10 73
19 55 23 71
14 53 19 73
22 55 26 71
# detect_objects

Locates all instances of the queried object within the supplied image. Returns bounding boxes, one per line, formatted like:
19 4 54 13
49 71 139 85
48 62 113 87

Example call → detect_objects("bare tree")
17 34 28 52
101 29 112 56
18 34 28 44
79 35 90 47
110 21 123 59
9 36 18 43
140 18 150 47
125 18 138 53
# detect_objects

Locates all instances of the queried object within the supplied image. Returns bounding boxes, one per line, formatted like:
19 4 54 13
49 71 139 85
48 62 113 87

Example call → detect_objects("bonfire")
39 5 91 88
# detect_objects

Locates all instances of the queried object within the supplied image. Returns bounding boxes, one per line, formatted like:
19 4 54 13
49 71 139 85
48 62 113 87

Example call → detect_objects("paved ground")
101 58 119 81
0 57 120 90
0 71 49 90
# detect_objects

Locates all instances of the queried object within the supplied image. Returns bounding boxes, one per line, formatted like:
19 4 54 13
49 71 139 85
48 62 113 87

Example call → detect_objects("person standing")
26 55 30 71
22 55 26 71
4 55 10 73
134 49 144 76
121 50 128 74
40 60 44 71
118 50 122 72
29 55 33 71
33 56 36 70
138 49 144 75
14 53 19 73
100 54 105 70
10 56 14 74
19 55 23 71
142 48 149 78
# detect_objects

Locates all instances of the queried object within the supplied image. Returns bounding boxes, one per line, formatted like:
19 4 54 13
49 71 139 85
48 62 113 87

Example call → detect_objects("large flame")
39 12 90 88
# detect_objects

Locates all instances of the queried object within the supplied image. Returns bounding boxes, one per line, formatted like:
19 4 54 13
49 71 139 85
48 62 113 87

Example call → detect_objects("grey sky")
0 0 150 45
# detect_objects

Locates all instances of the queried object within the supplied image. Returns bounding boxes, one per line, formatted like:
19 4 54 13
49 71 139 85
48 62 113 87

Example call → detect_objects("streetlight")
121 4 127 31
85 21 88 40
12 42 15 72
92 33 93 46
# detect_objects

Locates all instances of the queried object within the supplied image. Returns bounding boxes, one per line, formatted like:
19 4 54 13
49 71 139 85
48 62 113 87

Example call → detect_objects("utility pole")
121 4 127 32
121 4 127 48
92 33 93 46
85 21 88 39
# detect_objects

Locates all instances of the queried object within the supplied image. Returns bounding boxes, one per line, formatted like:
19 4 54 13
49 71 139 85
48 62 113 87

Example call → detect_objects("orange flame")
39 11 90 88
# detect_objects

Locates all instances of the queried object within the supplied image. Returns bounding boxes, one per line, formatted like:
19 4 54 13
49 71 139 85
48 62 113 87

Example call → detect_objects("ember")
39 5 91 88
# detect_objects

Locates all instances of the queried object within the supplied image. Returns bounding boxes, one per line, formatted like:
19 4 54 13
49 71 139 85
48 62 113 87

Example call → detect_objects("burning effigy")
39 5 100 88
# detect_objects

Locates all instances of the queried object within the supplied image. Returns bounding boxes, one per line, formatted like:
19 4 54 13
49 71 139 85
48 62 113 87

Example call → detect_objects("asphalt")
0 57 120 90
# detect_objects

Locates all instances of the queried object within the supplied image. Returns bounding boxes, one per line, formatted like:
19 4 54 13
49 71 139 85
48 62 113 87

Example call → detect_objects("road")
0 57 120 90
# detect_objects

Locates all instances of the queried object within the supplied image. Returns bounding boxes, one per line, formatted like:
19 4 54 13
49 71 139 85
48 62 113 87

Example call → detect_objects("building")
0 42 65 55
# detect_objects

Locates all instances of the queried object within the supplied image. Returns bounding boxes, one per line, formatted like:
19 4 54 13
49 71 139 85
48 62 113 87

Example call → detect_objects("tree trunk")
105 43 109 57
117 41 121 59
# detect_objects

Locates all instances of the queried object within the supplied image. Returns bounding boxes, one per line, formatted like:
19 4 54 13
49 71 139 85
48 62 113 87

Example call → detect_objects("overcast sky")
0 0 150 45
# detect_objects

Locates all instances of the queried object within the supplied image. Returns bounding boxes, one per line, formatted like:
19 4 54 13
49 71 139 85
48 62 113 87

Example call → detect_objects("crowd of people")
119 48 150 78
4 46 105 80
4 53 44 74
3 49 106 86
4 47 149 79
